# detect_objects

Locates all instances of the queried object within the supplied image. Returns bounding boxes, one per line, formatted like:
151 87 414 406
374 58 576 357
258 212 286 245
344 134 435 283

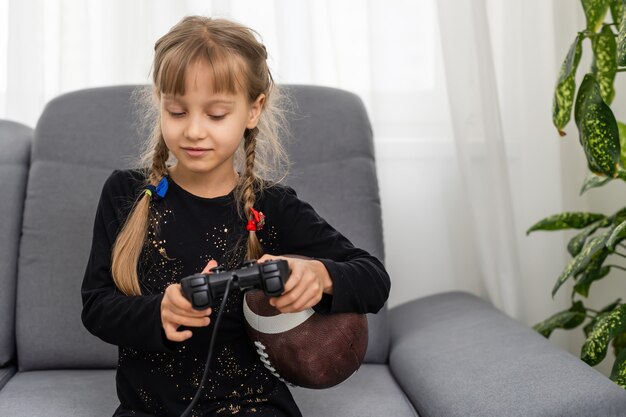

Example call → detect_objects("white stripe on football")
242 295 315 334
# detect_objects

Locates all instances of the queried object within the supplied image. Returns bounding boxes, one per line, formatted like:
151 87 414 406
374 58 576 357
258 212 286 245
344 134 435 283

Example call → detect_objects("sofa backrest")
15 85 389 371
0 121 32 369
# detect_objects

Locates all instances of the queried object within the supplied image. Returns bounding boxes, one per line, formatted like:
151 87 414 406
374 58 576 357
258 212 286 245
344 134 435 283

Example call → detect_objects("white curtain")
2 0 621 375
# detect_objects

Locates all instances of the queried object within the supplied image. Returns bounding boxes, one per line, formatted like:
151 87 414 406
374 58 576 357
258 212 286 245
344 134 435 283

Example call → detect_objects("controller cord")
180 277 233 417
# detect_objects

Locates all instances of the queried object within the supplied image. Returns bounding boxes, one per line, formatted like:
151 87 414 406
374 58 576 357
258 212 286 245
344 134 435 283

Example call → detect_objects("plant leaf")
591 25 617 104
568 218 611 255
586 311 611 337
527 212 606 234
580 171 612 195
585 299 623 337
533 301 587 337
618 121 626 167
580 172 612 194
582 0 610 32
607 218 626 250
573 257 610 297
603 299 624 312
611 0 625 26
610 344 626 388
613 206 626 223
553 34 584 135
582 303 626 366
618 0 626 65
574 74 621 177
553 231 611 297
612 331 626 355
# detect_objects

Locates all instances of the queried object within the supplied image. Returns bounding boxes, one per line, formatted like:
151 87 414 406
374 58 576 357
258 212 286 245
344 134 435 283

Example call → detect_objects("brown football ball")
243 289 368 389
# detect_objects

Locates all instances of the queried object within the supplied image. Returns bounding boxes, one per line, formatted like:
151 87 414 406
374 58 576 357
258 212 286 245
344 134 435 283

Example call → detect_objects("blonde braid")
242 127 264 260
111 136 170 295
148 135 170 184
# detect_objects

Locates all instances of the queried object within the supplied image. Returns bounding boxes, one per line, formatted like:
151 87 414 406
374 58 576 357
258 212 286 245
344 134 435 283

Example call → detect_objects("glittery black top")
81 169 390 417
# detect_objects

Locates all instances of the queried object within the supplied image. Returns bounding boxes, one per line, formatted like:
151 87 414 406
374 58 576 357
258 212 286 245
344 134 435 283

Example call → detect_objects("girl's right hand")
161 259 218 342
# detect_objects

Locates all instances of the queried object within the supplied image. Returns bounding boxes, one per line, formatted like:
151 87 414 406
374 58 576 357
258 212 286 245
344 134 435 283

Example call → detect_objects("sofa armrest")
389 291 626 417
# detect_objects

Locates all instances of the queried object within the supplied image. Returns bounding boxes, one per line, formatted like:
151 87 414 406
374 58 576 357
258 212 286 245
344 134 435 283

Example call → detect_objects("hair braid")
242 127 264 260
148 134 170 183
111 135 170 295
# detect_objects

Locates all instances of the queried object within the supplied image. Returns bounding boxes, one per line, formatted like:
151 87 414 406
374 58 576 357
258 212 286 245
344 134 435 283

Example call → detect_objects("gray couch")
1 85 626 417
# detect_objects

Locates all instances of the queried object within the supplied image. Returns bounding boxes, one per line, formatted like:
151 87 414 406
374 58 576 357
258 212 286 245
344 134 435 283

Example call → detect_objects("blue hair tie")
144 177 169 200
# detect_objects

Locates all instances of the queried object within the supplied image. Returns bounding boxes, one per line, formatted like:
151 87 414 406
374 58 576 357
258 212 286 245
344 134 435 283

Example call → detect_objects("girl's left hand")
257 254 333 313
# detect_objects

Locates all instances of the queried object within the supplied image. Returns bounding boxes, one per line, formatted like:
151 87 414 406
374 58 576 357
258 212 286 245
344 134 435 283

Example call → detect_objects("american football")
243 289 368 389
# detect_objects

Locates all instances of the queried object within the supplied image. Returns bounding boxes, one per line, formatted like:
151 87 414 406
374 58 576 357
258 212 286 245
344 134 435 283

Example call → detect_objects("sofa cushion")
0 366 16 391
0 369 118 417
16 163 117 370
0 120 32 369
289 364 418 417
16 85 389 371
0 365 415 417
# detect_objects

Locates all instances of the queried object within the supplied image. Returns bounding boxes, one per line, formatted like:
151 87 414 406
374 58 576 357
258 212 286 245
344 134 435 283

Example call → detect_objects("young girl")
81 16 390 417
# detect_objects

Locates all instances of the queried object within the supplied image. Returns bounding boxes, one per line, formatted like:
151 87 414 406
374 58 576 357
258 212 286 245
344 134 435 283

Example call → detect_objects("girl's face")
159 59 264 183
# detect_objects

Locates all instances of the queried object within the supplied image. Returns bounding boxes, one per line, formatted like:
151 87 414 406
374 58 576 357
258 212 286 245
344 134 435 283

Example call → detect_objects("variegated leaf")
612 331 626 355
607 218 626 250
582 0 610 31
613 206 626 223
533 301 586 337
581 303 626 366
611 0 625 26
527 212 606 234
618 121 626 167
573 259 610 297
553 34 583 134
618 0 626 65
610 344 626 388
568 219 610 255
574 74 621 177
552 231 611 297
580 172 612 194
585 311 613 337
591 25 617 104
585 299 623 337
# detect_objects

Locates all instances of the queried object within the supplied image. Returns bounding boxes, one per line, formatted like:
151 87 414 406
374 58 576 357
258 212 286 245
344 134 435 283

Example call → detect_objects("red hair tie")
246 207 265 232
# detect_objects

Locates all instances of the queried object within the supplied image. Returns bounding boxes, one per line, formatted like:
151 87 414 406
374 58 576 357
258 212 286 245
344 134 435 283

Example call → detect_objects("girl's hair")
112 16 290 296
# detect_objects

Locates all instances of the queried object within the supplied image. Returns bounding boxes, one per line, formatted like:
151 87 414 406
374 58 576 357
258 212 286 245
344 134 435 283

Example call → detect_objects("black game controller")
180 259 289 310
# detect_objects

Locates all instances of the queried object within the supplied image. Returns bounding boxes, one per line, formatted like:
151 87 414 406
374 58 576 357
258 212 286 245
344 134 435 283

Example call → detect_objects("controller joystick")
180 259 289 310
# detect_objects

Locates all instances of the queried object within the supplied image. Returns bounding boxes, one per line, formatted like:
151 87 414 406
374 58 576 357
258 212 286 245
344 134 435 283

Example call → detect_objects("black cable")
180 277 234 417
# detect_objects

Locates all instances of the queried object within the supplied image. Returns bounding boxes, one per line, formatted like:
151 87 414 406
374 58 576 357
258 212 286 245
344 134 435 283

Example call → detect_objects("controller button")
264 271 279 279
193 292 209 308
210 266 226 274
265 277 282 294
262 263 278 273
190 277 206 287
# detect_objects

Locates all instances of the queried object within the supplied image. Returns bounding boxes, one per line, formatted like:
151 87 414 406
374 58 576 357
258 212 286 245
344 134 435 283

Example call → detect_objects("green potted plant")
527 0 626 388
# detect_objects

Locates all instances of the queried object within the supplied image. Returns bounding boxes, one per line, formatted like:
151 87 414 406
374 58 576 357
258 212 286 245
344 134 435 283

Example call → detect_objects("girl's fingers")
257 254 276 263
277 285 320 313
169 297 212 318
270 277 302 308
164 310 211 328
168 285 212 316
169 303 212 319
202 259 219 274
163 322 192 342
282 267 299 293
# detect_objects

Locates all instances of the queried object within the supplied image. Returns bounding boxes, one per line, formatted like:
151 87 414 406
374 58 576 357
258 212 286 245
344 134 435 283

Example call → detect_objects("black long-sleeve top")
81 169 390 417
